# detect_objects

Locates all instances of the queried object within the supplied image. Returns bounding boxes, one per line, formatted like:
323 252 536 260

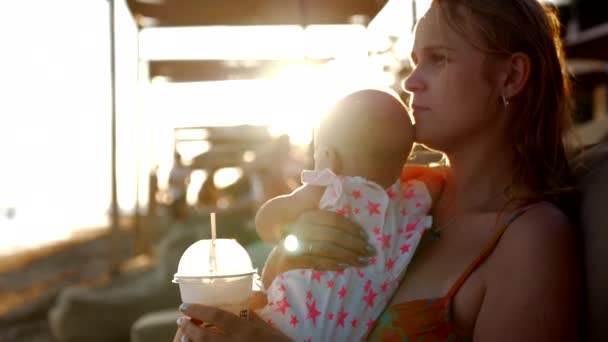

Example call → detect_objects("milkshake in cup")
173 215 257 322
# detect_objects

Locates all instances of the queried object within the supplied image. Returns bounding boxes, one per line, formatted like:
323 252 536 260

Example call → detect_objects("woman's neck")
437 137 519 215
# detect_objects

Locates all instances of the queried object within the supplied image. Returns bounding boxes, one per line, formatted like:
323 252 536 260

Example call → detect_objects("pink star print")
304 337 311 342
373 226 381 235
400 208 408 216
351 318 358 327
275 297 290 315
336 309 349 328
405 232 413 240
416 201 422 207
267 319 273 326
366 201 381 215
290 315 299 327
406 220 419 232
404 189 416 199
336 269 345 275
353 207 360 214
366 319 375 329
327 279 334 288
381 280 390 293
356 269 365 278
369 256 376 265
337 204 351 217
278 284 286 292
386 258 395 271
377 233 392 249
397 227 404 234
306 301 321 326
339 286 347 299
364 279 372 292
328 312 334 320
386 187 397 199
306 291 313 300
400 243 411 254
364 288 378 308
311 271 323 283
352 189 361 199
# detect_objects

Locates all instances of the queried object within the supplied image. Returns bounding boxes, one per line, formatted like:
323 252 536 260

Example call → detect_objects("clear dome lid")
173 239 256 280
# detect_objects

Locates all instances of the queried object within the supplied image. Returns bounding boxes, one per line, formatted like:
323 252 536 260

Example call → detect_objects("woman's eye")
430 53 447 64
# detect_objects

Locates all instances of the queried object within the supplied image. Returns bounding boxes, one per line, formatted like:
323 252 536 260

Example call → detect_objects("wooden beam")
149 59 329 82
127 0 386 27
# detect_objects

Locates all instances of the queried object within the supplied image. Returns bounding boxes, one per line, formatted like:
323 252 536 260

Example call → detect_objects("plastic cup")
173 239 257 319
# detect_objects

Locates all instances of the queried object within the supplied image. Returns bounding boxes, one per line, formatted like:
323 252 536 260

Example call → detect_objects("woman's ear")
502 52 531 99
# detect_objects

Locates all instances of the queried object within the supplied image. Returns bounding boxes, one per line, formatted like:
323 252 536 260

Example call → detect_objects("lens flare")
283 234 299 253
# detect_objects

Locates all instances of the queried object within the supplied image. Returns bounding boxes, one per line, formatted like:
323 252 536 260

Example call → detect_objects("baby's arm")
255 184 324 243
260 246 282 290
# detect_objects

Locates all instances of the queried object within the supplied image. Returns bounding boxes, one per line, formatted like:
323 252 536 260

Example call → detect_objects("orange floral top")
367 205 539 341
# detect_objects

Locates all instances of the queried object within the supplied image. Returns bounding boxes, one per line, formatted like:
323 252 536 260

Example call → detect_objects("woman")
175 0 582 340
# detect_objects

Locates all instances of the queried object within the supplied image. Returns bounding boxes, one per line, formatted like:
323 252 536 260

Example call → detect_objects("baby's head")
314 89 415 188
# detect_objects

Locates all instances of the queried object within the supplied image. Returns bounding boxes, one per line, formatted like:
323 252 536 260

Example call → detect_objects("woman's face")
404 5 504 152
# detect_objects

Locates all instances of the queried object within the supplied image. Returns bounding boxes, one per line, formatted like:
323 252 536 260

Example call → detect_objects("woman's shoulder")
505 202 575 241
473 202 582 340
485 202 579 278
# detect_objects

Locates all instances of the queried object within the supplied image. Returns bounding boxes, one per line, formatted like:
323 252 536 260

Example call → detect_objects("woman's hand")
175 303 289 342
277 209 374 272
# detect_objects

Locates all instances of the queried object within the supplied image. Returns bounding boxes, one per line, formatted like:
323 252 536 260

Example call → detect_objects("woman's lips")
411 105 430 116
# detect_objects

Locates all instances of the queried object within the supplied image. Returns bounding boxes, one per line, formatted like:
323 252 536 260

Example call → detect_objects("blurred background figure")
167 152 191 222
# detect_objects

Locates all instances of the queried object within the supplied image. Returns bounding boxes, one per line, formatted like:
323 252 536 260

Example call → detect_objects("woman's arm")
175 210 373 341
473 203 582 341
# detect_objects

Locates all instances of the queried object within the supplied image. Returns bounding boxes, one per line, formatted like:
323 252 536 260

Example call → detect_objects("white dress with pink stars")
255 168 433 341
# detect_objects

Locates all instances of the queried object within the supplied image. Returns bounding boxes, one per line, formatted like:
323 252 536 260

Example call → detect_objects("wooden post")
109 0 121 276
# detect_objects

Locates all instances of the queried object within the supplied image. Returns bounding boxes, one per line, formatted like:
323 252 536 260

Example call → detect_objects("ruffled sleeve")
301 168 344 210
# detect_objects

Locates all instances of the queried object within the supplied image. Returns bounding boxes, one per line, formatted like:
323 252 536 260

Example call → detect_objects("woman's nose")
403 69 425 93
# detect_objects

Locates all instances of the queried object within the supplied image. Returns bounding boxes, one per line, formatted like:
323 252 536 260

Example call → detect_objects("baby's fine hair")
316 88 415 173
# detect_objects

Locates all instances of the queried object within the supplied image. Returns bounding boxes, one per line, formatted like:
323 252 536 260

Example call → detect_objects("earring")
501 95 510 108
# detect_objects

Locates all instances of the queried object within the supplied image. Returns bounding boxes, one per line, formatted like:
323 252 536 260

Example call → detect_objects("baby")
254 89 441 341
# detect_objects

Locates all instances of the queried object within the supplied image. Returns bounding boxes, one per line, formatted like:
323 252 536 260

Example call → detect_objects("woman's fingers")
299 210 365 238
180 304 240 330
301 239 369 267
177 304 290 341
276 251 349 272
292 224 370 256
291 210 370 255
178 317 222 342
177 306 235 342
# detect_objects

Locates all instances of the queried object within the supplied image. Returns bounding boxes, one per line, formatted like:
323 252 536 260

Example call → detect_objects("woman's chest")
388 216 501 337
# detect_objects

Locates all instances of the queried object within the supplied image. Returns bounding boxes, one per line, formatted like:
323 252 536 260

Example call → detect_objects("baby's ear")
326 146 343 174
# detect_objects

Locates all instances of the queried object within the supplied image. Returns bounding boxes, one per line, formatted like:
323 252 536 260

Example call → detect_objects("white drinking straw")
211 212 217 242
210 212 217 273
